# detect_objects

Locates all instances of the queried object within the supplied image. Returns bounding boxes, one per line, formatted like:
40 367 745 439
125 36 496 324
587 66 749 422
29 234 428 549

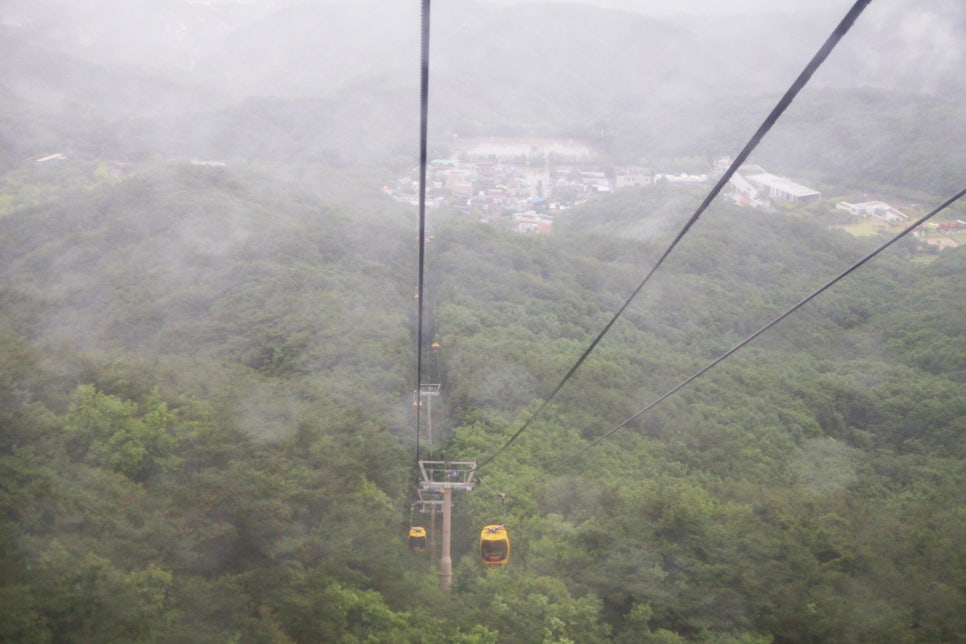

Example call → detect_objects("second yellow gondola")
408 526 427 552
480 524 510 567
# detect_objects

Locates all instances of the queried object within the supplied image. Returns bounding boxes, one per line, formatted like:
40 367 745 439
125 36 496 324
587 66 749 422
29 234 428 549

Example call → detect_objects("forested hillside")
1 159 963 641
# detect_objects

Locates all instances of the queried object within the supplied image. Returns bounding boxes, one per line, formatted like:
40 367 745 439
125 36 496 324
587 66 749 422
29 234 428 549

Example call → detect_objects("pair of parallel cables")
414 0 965 488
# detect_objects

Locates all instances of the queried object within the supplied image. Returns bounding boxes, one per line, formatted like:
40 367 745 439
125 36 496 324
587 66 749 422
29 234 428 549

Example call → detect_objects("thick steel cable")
476 0 873 472
415 0 431 467
513 185 966 490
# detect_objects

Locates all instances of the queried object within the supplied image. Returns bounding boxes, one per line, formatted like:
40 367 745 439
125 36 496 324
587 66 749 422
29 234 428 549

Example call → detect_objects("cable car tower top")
418 460 476 591
417 383 441 449
418 460 476 491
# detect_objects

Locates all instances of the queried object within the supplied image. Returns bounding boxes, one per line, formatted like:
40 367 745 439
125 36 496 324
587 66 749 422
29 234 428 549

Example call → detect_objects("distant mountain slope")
2 0 963 184
0 140 963 642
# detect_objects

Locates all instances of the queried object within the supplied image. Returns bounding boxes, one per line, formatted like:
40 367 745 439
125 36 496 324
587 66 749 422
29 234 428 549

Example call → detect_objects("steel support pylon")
417 460 476 591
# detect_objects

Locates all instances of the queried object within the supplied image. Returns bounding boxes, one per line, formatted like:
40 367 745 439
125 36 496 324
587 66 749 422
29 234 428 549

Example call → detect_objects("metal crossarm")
418 460 477 491
414 488 444 512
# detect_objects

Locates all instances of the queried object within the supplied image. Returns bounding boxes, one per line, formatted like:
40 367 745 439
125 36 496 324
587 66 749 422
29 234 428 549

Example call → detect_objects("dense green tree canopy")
1 157 964 640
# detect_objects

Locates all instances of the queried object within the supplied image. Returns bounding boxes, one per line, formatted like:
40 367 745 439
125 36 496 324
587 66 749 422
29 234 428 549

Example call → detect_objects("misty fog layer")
2 0 963 173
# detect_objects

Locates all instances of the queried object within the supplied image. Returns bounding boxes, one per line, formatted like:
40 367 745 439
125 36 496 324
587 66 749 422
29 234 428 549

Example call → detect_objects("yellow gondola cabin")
408 526 427 552
480 524 510 567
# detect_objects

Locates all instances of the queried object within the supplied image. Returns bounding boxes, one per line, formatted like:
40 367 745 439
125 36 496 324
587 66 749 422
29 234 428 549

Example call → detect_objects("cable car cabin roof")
408 526 426 537
480 524 510 567
481 524 507 537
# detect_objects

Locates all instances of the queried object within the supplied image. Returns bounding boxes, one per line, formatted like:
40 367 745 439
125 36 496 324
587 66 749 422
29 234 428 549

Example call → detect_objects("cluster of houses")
384 157 625 234
832 198 965 249
383 142 833 235
835 200 908 222
721 160 822 207
22 144 959 248
383 141 960 250
385 138 694 234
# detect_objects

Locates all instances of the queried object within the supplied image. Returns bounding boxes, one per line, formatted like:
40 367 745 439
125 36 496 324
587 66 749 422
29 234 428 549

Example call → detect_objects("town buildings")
382 142 956 250
835 200 909 223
